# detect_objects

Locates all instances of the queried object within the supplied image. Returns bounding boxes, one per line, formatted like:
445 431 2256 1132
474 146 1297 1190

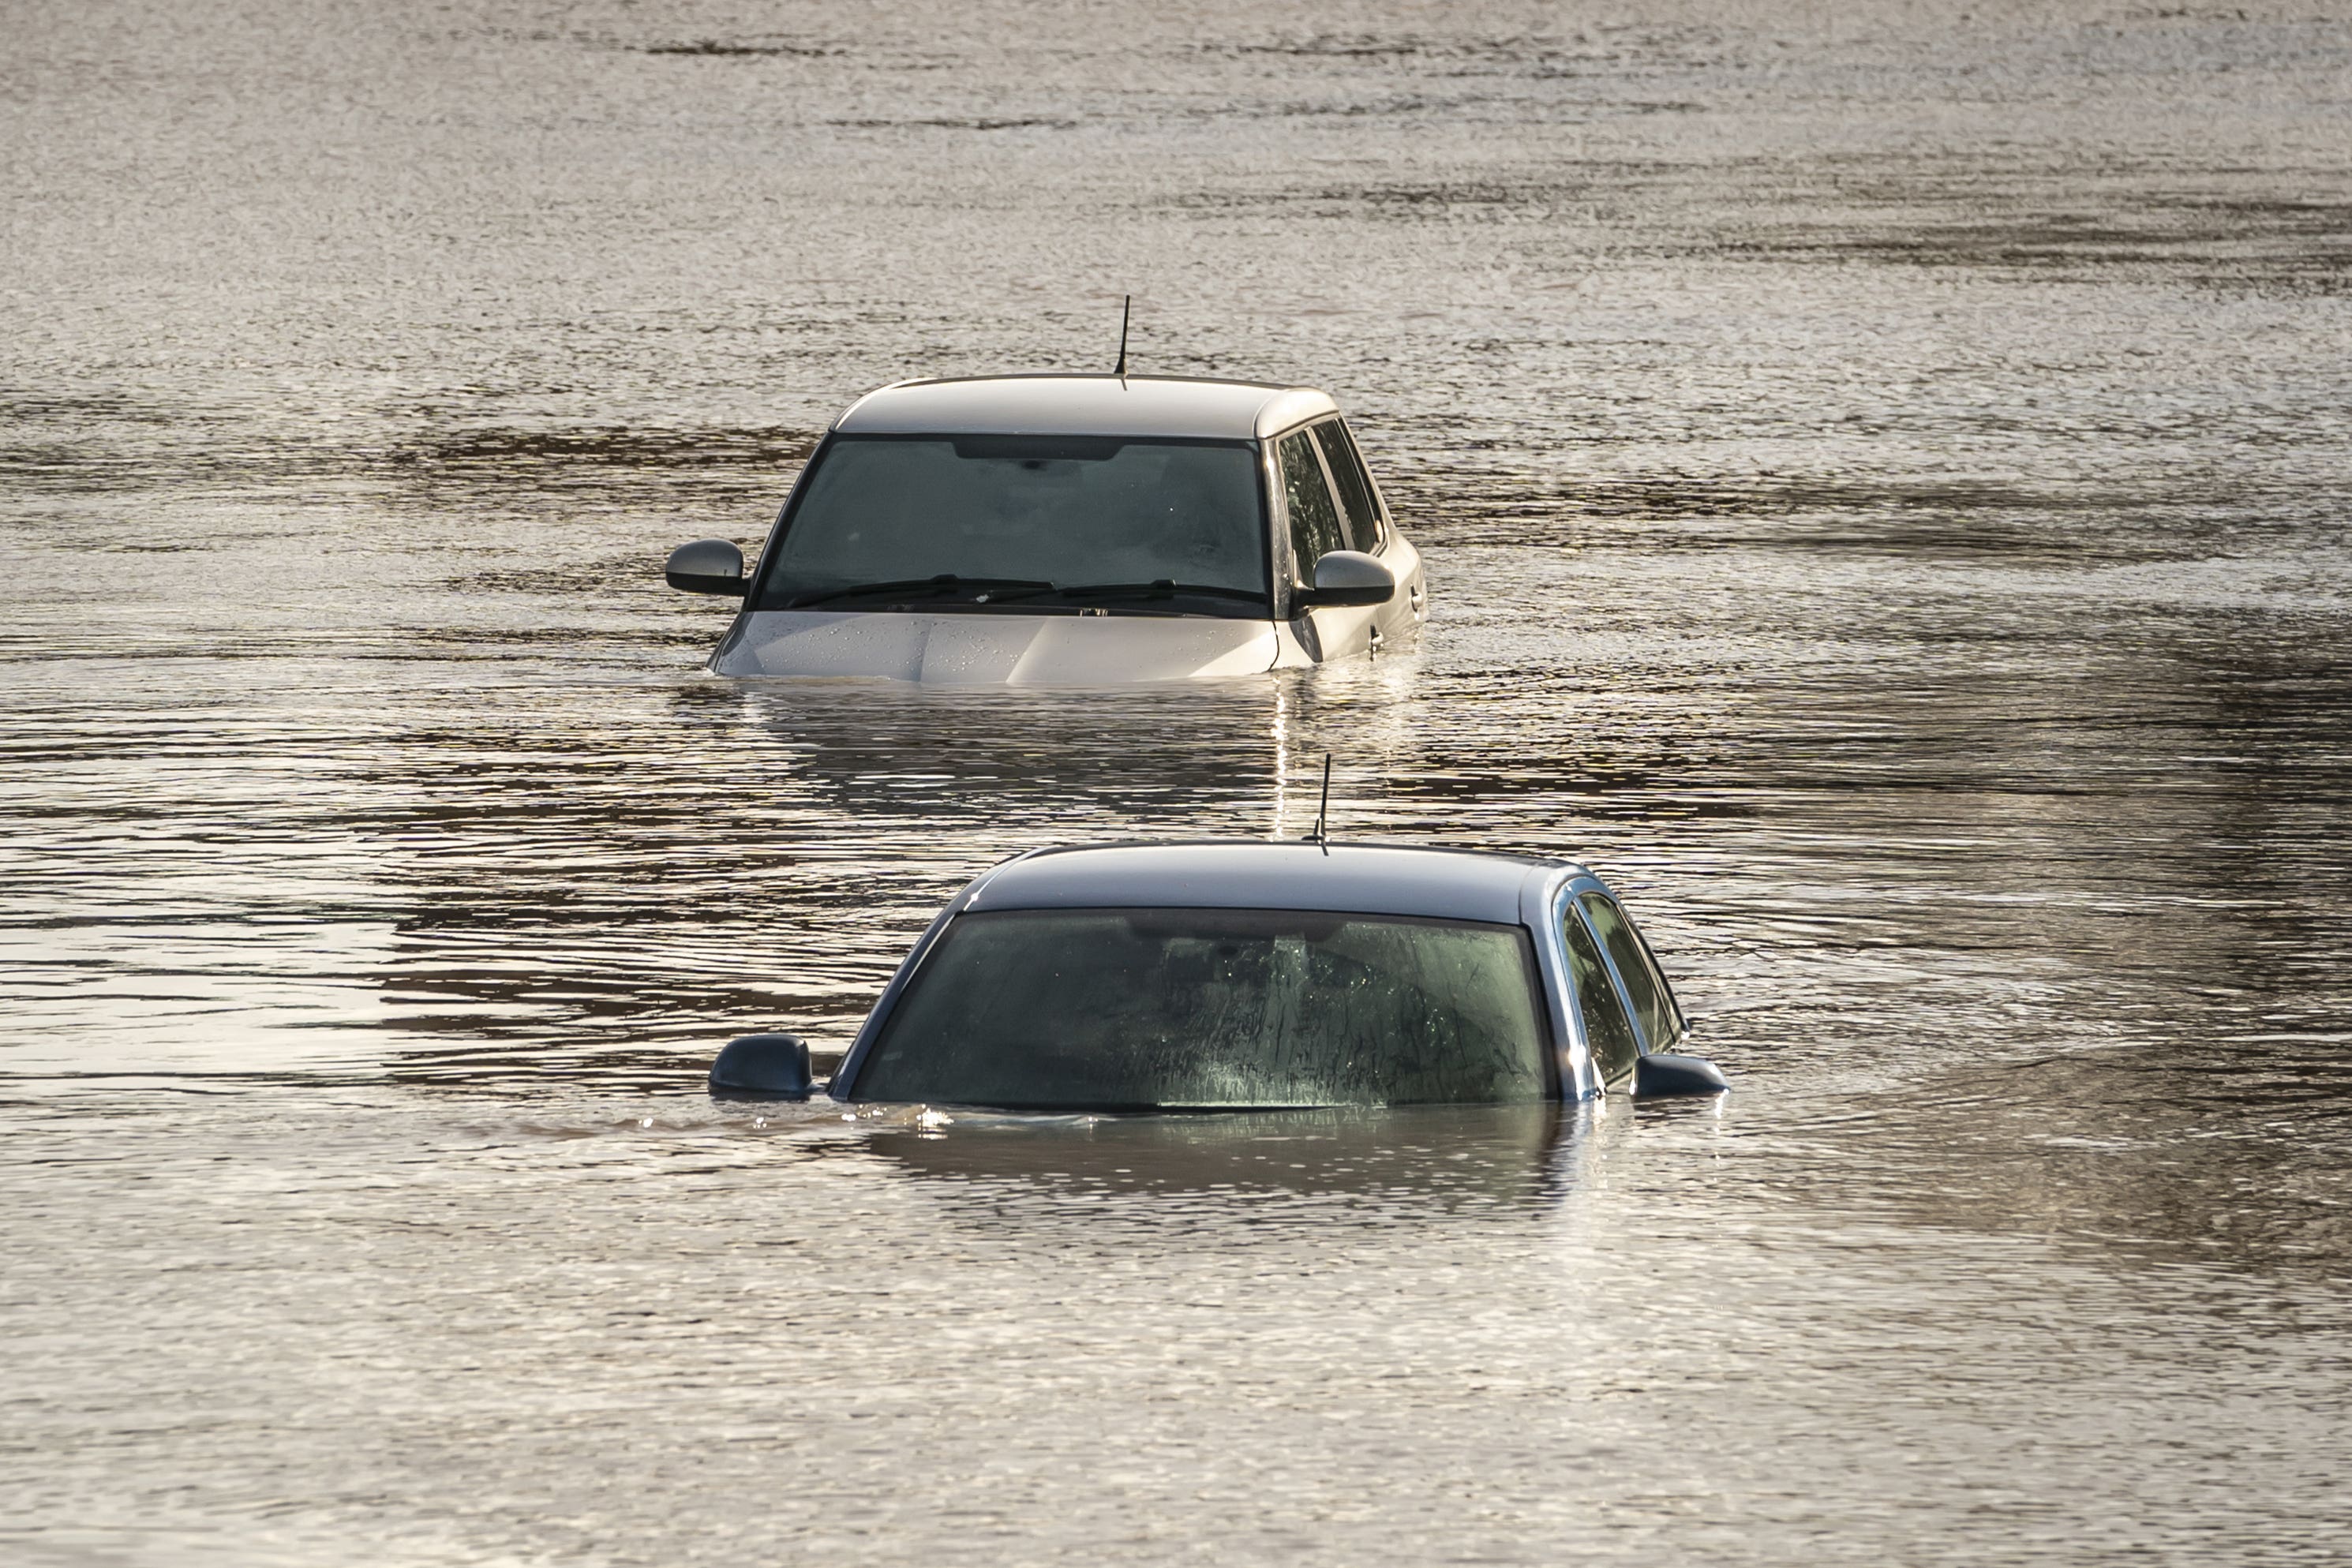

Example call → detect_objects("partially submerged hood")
711 611 1281 685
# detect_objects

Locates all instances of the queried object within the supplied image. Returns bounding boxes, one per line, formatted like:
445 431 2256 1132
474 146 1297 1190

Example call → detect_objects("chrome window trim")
1261 437 1298 617
1528 867 1601 1101
1543 871 1668 1098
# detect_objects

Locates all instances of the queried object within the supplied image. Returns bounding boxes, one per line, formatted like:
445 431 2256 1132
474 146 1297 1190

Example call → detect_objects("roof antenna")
1308 754 1333 855
1113 294 1131 386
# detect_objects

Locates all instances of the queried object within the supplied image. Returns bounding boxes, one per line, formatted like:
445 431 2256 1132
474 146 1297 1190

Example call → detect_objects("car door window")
1577 893 1682 1051
1313 420 1383 552
1276 428 1347 580
1561 905 1641 1084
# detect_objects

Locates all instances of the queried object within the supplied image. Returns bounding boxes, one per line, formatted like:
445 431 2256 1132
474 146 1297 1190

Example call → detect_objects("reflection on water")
5 0 2350 1562
865 1104 1582 1212
9 1085 2347 1567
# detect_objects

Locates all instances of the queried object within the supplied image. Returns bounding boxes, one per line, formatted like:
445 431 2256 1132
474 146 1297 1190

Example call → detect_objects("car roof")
961 841 1585 926
833 374 1341 442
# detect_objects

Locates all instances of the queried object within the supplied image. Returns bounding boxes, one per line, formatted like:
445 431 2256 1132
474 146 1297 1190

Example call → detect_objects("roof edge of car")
991 838 1592 880
947 842 1058 896
955 840 1601 929
869 371 1310 395
830 373 1340 440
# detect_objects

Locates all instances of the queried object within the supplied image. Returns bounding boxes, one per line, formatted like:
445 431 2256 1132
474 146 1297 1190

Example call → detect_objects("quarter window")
1561 906 1641 1084
1577 893 1683 1051
1275 428 1348 580
1313 420 1383 552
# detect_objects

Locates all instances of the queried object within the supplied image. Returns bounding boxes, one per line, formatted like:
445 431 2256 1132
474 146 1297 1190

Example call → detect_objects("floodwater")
5 1 2350 1562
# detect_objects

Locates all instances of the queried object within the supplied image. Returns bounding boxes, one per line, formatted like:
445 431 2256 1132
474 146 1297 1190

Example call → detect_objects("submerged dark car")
710 843 1726 1108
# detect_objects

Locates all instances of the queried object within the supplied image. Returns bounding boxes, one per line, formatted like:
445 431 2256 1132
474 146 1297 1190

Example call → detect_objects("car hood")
710 610 1281 685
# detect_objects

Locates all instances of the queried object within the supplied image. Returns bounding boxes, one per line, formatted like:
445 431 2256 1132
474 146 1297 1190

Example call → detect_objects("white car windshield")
754 436 1271 616
849 908 1553 1109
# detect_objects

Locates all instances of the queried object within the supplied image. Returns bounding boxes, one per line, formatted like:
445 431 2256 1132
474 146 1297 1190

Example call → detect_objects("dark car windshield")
848 908 1552 1110
755 436 1270 615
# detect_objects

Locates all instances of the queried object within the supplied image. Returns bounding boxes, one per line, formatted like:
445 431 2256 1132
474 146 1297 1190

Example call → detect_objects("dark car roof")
962 841 1581 926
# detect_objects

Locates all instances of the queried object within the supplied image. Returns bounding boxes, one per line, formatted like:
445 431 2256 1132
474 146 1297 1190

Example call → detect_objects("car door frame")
1526 867 1690 1100
1578 885 1690 1072
1266 415 1395 661
1574 886 1688 1058
1311 416 1424 638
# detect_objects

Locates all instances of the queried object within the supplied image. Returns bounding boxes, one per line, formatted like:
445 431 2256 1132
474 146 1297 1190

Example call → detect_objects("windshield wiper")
991 580 1269 606
780 575 1054 610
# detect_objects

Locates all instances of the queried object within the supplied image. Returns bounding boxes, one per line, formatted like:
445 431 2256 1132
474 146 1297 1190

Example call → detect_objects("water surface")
5 2 2350 1562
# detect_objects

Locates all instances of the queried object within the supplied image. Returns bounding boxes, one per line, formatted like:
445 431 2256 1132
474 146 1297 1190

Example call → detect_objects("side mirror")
1297 550 1396 610
1632 1051 1728 1098
665 538 746 597
709 1032 813 1098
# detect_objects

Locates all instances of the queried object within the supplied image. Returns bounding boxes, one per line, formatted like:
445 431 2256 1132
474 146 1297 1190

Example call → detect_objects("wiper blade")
992 580 1269 605
781 575 1054 609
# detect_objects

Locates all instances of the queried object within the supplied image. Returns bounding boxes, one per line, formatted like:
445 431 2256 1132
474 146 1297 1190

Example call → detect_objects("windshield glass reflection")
755 436 1270 615
849 909 1552 1109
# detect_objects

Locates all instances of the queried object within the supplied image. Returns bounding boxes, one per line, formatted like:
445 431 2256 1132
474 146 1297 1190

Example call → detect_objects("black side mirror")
1632 1051 1728 1098
1295 549 1396 609
709 1032 813 1098
666 539 746 597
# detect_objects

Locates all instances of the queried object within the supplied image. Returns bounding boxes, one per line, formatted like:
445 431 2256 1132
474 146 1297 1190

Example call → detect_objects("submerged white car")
663 375 1428 683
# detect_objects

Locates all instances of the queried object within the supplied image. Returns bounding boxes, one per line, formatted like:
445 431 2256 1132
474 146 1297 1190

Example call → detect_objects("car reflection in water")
370 669 1429 1087
863 1103 1586 1216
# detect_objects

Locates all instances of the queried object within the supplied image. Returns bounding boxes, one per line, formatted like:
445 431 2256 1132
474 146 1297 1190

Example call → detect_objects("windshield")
754 436 1270 616
849 908 1552 1110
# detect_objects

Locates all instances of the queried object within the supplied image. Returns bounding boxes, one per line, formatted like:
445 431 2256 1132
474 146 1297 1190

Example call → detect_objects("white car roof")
833 375 1340 442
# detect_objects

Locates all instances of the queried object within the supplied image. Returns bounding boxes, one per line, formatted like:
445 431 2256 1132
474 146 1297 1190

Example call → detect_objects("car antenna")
1113 294 1130 386
1308 754 1333 855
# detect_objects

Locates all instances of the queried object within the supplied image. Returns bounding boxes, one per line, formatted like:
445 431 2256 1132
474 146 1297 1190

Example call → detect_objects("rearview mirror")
709 1032 813 1098
1298 550 1395 610
665 539 746 597
1632 1051 1728 1097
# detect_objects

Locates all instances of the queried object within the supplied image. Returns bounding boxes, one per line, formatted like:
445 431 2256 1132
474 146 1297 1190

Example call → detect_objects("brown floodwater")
4 1 2350 1562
